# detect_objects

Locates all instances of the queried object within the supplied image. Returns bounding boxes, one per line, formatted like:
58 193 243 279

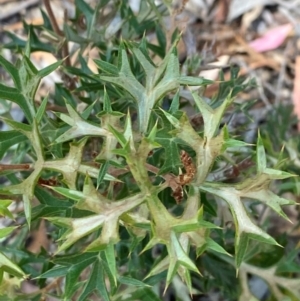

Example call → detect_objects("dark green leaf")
77 260 110 301
156 132 181 174
0 131 27 160
0 56 21 89
37 265 69 278
36 95 48 124
94 60 119 75
118 276 150 287
37 59 63 78
97 161 109 188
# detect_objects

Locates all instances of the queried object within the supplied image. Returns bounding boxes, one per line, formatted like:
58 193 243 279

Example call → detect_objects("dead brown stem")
43 0 70 64
0 164 32 171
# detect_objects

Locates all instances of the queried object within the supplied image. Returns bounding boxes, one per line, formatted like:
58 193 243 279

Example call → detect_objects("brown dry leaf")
235 34 280 71
26 219 49 254
199 55 230 81
241 5 264 32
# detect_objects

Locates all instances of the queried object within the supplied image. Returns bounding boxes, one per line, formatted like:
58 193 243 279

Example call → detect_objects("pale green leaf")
0 252 25 278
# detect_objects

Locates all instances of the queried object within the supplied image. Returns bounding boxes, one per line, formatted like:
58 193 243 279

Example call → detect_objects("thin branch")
0 164 33 171
43 0 63 36
43 0 70 63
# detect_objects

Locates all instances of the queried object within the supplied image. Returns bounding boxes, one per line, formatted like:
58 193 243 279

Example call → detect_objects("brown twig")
35 100 68 113
0 164 32 171
43 0 76 90
43 0 71 66
43 0 63 36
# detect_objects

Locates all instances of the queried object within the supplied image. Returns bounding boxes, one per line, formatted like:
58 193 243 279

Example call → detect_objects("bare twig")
43 0 63 36
43 0 72 69
43 0 77 90
0 163 33 171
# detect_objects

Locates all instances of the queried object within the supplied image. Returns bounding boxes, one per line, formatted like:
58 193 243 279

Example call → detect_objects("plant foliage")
0 1 299 300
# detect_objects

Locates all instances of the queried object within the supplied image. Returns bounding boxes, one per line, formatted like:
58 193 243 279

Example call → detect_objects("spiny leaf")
155 133 181 174
0 85 32 122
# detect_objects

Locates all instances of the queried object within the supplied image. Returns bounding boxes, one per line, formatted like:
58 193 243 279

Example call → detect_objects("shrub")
0 1 299 300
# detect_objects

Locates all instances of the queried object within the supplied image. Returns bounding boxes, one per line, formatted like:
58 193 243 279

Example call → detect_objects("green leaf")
55 103 109 143
201 183 280 269
224 138 251 149
64 23 88 43
0 55 21 89
118 276 150 287
37 265 69 278
173 220 218 232
155 24 166 55
104 243 117 286
178 76 213 86
0 200 14 219
154 37 180 84
75 0 95 38
128 287 163 301
26 24 56 52
103 87 113 112
48 253 98 299
256 132 266 173
276 249 300 274
94 59 119 75
0 117 31 134
170 232 199 273
100 50 144 103
0 131 27 160
65 261 95 299
0 84 33 122
36 95 48 124
264 168 296 180
243 189 296 221
206 238 231 256
160 110 202 151
169 90 180 114
0 252 25 278
97 161 109 189
37 59 63 78
0 226 17 238
108 125 127 147
46 186 83 202
77 260 110 301
156 132 182 174
132 48 155 82
154 53 179 101
235 232 249 269
192 90 231 139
